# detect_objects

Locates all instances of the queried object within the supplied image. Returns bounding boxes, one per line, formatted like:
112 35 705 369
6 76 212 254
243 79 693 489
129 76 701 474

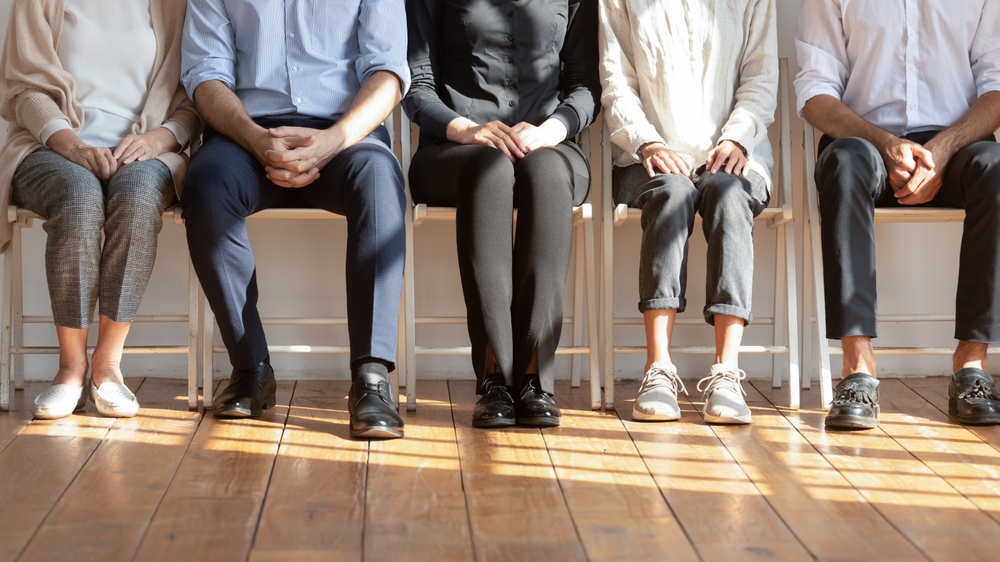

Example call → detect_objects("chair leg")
571 224 585 388
804 130 834 408
201 288 215 409
583 210 602 410
187 259 199 410
394 291 405 411
801 220 814 391
601 219 615 411
1 244 14 412
404 205 417 411
11 227 23 390
772 225 788 389
783 221 801 409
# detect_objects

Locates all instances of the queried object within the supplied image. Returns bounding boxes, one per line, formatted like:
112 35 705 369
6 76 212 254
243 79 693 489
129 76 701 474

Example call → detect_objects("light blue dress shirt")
181 0 410 120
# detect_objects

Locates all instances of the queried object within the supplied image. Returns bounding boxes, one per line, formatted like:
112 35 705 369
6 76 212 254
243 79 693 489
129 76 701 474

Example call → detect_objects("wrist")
46 129 85 157
638 141 664 158
446 118 476 143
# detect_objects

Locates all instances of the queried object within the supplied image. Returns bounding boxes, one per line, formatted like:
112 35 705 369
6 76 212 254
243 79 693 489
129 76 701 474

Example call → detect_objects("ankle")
352 359 390 384
91 362 124 387
52 361 88 386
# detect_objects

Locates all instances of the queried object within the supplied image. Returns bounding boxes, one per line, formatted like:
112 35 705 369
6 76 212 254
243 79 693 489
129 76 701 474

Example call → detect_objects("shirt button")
507 79 515 87
909 31 916 37
291 67 297 73
909 65 916 71
507 10 513 16
508 56 514 63
508 101 515 107
289 32 295 38
506 34 514 42
297 97 302 103
909 103 916 110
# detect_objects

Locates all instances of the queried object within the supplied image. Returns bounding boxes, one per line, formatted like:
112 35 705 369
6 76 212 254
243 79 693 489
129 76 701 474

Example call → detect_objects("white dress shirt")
795 0 1000 136
599 0 778 184
41 0 187 148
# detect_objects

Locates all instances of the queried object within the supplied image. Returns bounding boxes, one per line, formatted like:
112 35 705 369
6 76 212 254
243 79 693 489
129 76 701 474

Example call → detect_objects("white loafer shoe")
31 383 86 419
90 380 140 418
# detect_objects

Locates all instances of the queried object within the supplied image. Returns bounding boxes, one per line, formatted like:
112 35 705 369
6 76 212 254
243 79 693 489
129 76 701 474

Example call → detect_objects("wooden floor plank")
19 379 202 562
134 381 295 562
546 380 700 562
364 380 474 562
875 379 1000 524
449 380 587 562
613 380 811 561
902 377 1000 456
250 380 367 562
0 382 48 454
694 383 925 562
752 381 1000 562
0 379 135 560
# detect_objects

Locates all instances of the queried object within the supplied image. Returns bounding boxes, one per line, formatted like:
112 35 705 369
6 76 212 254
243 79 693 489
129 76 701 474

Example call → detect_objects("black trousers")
182 117 406 371
408 141 590 394
815 132 1000 342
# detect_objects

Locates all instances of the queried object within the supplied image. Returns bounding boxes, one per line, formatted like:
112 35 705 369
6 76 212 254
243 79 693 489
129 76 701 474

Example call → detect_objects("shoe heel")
263 395 277 410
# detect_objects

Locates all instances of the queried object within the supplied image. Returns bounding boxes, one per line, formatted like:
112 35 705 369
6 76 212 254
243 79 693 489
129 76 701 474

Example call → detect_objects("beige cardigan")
0 0 202 252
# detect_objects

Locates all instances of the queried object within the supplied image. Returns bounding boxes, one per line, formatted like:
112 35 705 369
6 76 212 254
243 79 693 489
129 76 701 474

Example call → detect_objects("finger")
911 144 935 169
486 133 516 161
494 123 527 153
668 153 688 176
494 131 524 158
275 158 319 174
897 145 917 173
113 136 136 160
283 168 321 188
657 154 679 175
121 143 145 165
644 158 656 178
266 146 317 164
710 150 727 174
105 150 119 175
705 149 717 170
724 154 740 175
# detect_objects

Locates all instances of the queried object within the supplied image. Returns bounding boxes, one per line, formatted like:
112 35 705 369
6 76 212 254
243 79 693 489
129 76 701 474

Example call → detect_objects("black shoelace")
832 382 876 407
358 380 393 405
520 378 552 402
958 379 1000 401
481 374 513 403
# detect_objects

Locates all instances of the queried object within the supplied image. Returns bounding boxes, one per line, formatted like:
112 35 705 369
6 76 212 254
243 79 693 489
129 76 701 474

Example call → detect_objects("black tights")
408 141 590 394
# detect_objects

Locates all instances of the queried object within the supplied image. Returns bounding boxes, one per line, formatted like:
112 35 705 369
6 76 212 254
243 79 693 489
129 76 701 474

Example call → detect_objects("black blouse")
402 0 600 145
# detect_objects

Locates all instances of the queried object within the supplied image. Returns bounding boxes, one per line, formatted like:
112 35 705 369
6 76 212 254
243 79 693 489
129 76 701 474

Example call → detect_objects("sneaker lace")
640 366 688 396
831 382 876 407
958 379 1000 401
696 368 747 398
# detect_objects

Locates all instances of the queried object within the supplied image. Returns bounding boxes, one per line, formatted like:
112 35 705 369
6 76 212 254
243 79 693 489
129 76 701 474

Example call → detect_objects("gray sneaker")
697 364 751 424
632 361 687 421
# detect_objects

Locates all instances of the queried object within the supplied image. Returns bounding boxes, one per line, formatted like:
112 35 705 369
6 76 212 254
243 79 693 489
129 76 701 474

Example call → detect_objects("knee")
963 143 1000 191
816 137 881 193
461 146 516 187
699 174 750 214
47 176 105 229
341 144 405 211
638 175 699 214
108 164 169 218
180 156 246 219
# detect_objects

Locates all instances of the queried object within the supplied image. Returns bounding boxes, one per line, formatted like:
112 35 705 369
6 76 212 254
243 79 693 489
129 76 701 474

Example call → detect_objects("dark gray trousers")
408 141 590 394
612 164 769 325
815 133 1000 342
12 149 173 328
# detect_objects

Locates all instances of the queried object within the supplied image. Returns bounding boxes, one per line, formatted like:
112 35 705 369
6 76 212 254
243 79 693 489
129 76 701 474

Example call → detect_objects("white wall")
0 0 983 382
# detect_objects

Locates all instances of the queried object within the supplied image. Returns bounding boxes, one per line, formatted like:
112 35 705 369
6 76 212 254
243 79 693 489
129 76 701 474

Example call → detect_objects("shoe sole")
351 426 404 439
631 406 681 422
214 394 278 419
517 416 561 427
472 417 517 428
704 413 752 425
948 399 1000 425
825 410 879 430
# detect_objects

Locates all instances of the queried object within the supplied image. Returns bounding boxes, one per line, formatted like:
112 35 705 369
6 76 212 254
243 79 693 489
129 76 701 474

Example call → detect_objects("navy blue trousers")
182 116 406 371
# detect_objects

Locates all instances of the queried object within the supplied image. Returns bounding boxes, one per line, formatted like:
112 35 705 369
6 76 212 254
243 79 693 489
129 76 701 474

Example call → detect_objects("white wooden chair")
195 111 408 410
600 58 801 410
398 114 602 411
802 123 1000 408
0 207 201 410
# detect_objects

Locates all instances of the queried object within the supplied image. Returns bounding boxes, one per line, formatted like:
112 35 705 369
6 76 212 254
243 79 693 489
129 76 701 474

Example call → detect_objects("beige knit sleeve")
0 0 80 142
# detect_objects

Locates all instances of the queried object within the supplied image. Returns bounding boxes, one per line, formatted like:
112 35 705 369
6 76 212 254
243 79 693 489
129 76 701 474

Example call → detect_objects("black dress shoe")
214 359 277 418
473 372 515 428
825 372 879 430
515 374 561 427
949 368 1000 425
348 377 404 439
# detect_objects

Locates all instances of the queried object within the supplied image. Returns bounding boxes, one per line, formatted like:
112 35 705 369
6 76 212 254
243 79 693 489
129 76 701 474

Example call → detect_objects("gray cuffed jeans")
612 164 769 325
12 149 173 329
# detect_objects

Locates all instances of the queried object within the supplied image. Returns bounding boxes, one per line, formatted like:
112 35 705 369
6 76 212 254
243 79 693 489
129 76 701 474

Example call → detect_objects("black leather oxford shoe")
515 374 561 427
214 359 277 418
472 372 515 428
825 372 879 430
949 368 1000 425
348 377 404 439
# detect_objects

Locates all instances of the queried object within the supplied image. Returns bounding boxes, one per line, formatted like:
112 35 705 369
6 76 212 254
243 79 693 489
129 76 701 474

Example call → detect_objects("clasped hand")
450 119 567 162
638 140 747 179
48 128 178 182
255 126 343 188
880 138 945 205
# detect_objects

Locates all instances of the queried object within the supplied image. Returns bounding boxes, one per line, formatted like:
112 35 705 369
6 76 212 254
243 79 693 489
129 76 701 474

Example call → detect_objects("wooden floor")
1 376 1000 562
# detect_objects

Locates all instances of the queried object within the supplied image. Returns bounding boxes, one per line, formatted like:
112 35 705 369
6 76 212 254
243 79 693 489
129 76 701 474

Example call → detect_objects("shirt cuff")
39 119 72 147
161 121 190 149
627 124 666 159
550 106 582 140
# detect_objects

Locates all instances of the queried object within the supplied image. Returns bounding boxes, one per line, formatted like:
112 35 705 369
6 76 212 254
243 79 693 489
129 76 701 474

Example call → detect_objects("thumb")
898 145 917 172
913 145 935 169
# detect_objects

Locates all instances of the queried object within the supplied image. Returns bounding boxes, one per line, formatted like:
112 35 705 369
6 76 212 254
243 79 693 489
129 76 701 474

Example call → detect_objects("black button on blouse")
402 0 600 146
